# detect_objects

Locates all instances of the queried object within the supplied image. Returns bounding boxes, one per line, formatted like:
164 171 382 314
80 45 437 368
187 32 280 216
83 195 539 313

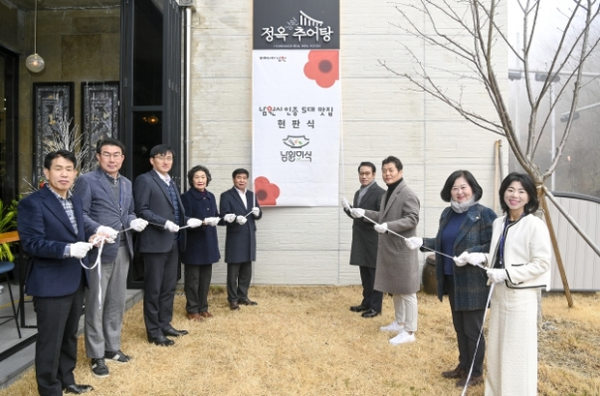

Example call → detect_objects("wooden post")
539 192 574 307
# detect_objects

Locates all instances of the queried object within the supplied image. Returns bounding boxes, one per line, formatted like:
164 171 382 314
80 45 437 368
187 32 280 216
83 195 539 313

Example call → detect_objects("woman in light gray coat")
352 156 420 345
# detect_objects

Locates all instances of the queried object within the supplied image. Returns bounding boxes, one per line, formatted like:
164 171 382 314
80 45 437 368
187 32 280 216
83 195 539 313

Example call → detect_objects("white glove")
164 220 180 233
187 218 203 228
341 197 351 210
466 252 487 266
374 223 388 234
224 214 236 223
251 207 260 217
70 242 93 259
453 251 469 267
130 218 148 232
487 268 508 285
204 217 220 227
350 208 365 218
405 237 423 250
97 225 119 243
236 215 247 225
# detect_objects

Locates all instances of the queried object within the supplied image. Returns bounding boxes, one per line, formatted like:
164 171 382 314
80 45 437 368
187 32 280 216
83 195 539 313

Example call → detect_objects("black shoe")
63 384 94 394
361 308 381 318
238 298 257 306
104 349 131 363
350 304 369 312
230 301 240 310
148 334 175 346
90 358 109 378
163 327 189 337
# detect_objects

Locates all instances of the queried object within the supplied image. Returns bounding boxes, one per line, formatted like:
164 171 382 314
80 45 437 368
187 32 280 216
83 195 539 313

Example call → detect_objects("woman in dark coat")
405 170 496 387
180 165 221 321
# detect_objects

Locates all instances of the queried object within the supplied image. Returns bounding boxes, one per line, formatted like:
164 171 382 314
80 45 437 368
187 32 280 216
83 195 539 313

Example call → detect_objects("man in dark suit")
133 144 202 346
73 138 148 377
18 150 95 395
343 162 386 318
219 168 262 310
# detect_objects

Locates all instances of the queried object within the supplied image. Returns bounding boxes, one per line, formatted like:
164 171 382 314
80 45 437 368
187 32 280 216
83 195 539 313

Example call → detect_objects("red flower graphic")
303 50 339 88
254 176 280 206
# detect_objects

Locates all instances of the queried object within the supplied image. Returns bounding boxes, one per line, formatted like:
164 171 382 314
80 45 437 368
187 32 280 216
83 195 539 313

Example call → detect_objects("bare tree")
379 0 600 306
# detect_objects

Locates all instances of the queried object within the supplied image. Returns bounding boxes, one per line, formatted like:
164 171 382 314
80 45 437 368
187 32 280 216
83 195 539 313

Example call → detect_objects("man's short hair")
358 161 376 174
232 168 249 178
44 150 76 170
381 156 403 171
96 137 126 154
150 144 174 158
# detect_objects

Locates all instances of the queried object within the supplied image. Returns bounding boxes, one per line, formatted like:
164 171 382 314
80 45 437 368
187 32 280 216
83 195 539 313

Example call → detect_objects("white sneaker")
389 331 416 345
380 321 403 333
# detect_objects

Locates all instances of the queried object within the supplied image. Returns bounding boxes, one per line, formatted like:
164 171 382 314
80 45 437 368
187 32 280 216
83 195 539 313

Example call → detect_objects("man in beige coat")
351 156 420 345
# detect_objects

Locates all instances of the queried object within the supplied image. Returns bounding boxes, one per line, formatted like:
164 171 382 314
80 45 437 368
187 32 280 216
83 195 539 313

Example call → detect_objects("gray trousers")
184 264 213 314
85 245 130 359
226 261 252 303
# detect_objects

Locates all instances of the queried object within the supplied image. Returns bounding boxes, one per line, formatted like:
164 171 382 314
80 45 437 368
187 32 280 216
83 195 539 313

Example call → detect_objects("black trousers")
359 265 383 312
33 281 85 396
184 264 213 314
143 240 179 339
226 261 252 303
445 275 486 377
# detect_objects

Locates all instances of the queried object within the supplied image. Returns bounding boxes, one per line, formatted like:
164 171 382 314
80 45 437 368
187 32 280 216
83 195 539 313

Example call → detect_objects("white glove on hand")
341 198 351 211
204 217 220 227
70 242 93 259
487 268 508 285
453 251 470 267
130 218 148 232
224 214 236 223
405 237 423 250
251 207 260 217
187 218 203 228
466 252 487 266
350 208 365 218
164 220 180 233
236 215 247 225
374 223 388 234
97 225 119 243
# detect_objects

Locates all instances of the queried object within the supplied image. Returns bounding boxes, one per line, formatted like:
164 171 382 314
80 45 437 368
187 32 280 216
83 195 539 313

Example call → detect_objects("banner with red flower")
252 0 340 206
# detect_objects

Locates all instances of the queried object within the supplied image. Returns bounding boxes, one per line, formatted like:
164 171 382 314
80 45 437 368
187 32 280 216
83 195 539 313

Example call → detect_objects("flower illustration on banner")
255 176 280 206
303 50 339 88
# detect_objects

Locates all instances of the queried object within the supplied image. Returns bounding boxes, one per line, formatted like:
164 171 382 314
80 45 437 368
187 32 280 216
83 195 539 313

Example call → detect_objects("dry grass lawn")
1 286 599 396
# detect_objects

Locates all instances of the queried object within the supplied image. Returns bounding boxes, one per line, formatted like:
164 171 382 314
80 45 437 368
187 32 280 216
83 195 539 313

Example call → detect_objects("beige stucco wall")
188 0 509 286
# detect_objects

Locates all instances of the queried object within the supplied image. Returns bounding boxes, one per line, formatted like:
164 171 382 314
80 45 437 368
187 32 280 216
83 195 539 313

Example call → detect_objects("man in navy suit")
18 150 96 395
219 168 262 310
133 144 202 346
73 138 148 378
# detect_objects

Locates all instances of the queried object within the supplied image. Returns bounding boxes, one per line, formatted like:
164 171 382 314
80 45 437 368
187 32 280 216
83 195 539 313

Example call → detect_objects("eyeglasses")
154 155 173 162
100 152 123 159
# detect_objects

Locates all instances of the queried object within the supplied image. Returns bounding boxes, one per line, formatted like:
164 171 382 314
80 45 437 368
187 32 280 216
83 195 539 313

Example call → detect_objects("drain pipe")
183 4 194 190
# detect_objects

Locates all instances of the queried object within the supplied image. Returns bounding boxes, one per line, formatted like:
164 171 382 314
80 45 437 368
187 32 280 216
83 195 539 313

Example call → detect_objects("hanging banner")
252 0 340 207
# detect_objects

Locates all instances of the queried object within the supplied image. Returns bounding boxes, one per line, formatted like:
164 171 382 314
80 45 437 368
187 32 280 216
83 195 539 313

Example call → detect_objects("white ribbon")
461 282 495 396
79 235 108 308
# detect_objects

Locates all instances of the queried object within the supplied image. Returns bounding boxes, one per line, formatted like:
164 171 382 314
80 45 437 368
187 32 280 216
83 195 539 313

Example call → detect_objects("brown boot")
186 312 204 322
441 365 466 379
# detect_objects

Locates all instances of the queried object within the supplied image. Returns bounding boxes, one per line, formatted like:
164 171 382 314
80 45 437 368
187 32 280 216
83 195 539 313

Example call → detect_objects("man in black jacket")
343 161 386 318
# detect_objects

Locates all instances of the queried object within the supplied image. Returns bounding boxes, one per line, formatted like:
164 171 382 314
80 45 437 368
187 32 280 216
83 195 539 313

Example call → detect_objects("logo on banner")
282 135 310 148
281 135 312 162
261 10 335 48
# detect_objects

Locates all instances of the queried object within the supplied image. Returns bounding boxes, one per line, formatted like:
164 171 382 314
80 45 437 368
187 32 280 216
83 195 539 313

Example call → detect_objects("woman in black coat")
180 165 221 321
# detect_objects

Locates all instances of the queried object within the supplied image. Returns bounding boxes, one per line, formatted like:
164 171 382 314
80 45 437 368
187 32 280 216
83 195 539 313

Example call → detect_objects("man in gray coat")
343 161 385 318
351 156 420 345
74 138 148 378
